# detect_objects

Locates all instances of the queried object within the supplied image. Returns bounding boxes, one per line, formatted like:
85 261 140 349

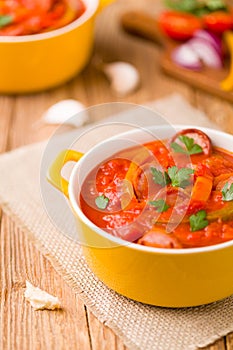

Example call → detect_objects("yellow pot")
48 125 233 307
0 0 114 94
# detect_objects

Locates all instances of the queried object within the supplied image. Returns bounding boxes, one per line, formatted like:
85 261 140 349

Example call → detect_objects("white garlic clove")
102 62 140 96
42 99 89 127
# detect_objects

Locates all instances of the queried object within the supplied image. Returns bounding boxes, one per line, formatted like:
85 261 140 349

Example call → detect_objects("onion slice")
193 29 223 56
171 32 223 70
171 44 202 70
188 37 223 68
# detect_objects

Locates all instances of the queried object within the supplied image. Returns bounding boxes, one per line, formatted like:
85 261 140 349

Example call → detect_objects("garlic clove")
102 62 140 96
42 99 89 127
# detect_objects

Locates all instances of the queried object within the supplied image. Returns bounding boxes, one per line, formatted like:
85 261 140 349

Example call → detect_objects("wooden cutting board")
121 11 233 102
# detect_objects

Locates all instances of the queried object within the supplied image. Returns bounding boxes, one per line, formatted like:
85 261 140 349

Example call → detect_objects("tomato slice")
158 11 203 41
203 11 233 34
171 128 212 156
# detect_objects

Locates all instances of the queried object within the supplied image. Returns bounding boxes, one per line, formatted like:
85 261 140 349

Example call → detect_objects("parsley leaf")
189 210 209 232
168 166 194 188
179 135 194 149
151 167 170 187
222 182 233 201
171 135 203 156
0 15 13 28
179 135 203 155
170 142 187 154
149 199 170 213
188 143 203 155
95 194 109 209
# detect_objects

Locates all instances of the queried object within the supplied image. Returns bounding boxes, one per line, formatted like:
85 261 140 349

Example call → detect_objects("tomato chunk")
158 11 203 41
203 11 233 34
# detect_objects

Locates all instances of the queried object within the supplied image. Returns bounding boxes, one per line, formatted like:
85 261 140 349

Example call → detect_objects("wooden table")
1 1 233 349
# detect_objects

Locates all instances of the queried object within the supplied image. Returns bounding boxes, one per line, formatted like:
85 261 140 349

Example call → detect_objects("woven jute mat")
0 95 232 350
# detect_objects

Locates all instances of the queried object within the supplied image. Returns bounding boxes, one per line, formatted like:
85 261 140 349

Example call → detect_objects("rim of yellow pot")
0 0 99 42
68 125 233 256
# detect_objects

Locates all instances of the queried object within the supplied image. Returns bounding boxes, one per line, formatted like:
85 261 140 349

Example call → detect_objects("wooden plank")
202 338 226 350
86 310 127 350
0 212 91 350
0 96 15 153
226 333 233 349
195 91 233 133
161 54 233 103
80 0 194 129
8 92 63 149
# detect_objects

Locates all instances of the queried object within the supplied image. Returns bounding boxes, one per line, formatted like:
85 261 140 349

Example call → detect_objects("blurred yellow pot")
48 125 233 307
0 0 114 94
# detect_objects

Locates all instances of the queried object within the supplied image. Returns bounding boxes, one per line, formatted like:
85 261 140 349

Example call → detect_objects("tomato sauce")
80 129 233 249
0 0 86 35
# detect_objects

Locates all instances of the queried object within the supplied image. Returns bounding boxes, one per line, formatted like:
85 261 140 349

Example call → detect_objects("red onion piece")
188 37 223 68
171 44 202 70
193 29 223 56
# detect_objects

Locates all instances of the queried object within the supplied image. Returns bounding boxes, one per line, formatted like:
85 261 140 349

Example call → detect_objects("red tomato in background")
158 11 203 40
203 11 233 34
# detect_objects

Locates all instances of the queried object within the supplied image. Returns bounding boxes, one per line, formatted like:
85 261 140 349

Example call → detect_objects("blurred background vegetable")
158 11 203 40
160 0 233 38
165 0 227 16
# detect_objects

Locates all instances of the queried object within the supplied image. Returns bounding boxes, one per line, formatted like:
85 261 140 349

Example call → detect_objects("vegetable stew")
0 0 85 35
80 129 233 249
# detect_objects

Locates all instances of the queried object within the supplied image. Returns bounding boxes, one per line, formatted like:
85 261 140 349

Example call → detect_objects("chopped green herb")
171 135 203 156
205 0 227 11
188 143 204 155
165 0 227 15
179 135 203 155
165 0 199 12
168 166 194 188
151 167 170 187
170 142 187 154
95 194 109 209
222 182 233 201
0 15 13 28
189 210 209 232
149 199 170 213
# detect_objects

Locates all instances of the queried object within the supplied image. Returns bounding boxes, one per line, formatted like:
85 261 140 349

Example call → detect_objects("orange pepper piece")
191 176 213 202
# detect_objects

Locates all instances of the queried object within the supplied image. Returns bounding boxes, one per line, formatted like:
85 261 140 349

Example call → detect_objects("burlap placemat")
0 94 232 350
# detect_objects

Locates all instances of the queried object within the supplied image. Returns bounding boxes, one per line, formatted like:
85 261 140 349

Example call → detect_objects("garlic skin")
103 62 140 96
42 99 88 127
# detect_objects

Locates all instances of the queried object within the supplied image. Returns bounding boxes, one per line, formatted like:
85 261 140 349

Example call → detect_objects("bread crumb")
25 281 61 310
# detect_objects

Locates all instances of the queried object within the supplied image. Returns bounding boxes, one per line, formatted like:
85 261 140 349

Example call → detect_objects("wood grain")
1 0 233 349
0 96 15 152
0 214 91 350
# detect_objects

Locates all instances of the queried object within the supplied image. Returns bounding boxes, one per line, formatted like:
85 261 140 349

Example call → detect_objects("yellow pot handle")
47 149 83 197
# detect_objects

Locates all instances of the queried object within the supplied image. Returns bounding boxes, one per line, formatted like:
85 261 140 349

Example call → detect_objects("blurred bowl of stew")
0 0 113 94
48 125 233 307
